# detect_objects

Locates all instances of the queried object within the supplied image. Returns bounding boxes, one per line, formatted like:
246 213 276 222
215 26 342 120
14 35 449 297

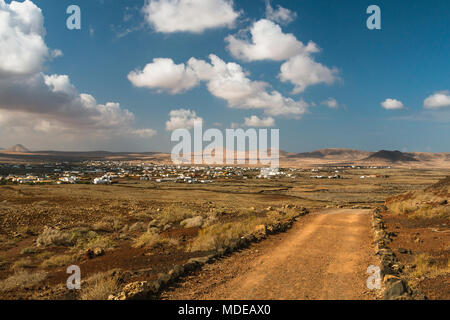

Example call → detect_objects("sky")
0 0 449 153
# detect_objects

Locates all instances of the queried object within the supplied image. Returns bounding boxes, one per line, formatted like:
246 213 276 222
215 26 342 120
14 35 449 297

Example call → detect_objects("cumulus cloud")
423 91 450 109
226 19 338 94
381 98 404 110
129 54 309 118
321 98 338 109
165 109 203 131
0 0 156 146
279 55 338 94
244 115 275 127
128 58 199 94
142 0 240 33
0 0 48 76
226 19 318 62
265 0 297 25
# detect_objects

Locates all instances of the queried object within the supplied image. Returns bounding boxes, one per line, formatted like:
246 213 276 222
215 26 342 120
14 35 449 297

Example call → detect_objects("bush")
80 272 119 300
36 227 73 247
20 247 37 255
0 271 48 292
41 254 77 268
10 257 34 272
133 231 178 249
154 204 197 225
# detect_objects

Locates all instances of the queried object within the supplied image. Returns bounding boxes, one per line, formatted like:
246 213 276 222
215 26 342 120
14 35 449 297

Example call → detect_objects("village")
0 161 392 185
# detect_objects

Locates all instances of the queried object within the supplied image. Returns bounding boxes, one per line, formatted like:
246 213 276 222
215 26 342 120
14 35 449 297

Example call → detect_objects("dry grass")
20 247 37 255
80 272 119 300
189 210 291 252
154 204 197 224
41 254 77 268
409 254 450 280
92 217 124 233
386 191 449 218
10 257 35 272
0 271 48 292
133 230 178 249
36 227 73 247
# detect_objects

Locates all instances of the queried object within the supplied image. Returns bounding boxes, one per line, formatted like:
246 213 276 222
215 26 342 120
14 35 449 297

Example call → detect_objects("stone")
93 247 105 257
253 225 267 239
109 281 150 300
384 279 407 300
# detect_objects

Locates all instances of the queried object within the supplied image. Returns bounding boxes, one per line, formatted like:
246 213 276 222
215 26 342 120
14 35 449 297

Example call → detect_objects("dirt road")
161 209 379 300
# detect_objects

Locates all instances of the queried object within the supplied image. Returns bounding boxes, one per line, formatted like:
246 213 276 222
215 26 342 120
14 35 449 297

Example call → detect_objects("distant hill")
364 150 418 163
6 144 30 153
288 148 371 160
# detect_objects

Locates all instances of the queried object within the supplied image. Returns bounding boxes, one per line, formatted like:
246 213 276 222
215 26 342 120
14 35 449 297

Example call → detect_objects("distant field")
0 167 448 299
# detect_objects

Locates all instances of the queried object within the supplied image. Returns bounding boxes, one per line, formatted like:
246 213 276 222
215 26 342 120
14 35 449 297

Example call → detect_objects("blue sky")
0 0 449 152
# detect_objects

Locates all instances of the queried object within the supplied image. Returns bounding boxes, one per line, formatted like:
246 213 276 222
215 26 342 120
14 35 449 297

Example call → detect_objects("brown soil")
383 213 449 300
161 209 379 300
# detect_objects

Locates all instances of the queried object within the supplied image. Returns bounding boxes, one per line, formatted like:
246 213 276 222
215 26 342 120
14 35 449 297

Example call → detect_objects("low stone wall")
371 206 425 300
108 207 309 300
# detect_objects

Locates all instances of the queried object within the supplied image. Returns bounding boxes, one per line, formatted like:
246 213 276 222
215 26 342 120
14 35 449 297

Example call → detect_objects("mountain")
364 150 418 163
6 144 30 153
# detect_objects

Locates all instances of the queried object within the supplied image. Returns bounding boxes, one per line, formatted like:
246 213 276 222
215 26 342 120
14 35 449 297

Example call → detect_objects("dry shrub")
10 257 35 272
36 227 73 247
410 254 450 280
155 204 197 224
41 254 77 268
189 208 302 252
20 247 37 255
92 217 124 233
80 272 119 300
0 271 47 292
189 216 270 252
133 230 178 249
81 235 116 251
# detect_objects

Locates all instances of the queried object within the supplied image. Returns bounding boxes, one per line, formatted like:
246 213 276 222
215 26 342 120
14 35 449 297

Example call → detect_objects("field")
0 167 448 300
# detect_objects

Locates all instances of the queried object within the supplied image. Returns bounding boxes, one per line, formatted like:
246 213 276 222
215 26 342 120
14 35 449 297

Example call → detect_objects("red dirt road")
162 209 379 300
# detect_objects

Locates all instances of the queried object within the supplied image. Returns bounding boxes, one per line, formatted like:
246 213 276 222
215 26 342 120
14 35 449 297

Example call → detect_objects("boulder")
384 279 408 300
253 225 267 239
108 281 151 300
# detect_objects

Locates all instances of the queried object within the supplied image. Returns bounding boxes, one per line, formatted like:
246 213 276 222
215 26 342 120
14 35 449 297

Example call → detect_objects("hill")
364 150 418 163
386 176 449 218
7 144 30 153
288 148 371 160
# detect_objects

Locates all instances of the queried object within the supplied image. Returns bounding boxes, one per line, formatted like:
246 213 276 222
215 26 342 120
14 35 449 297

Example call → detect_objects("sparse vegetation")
41 254 77 268
409 254 450 280
133 230 178 249
20 247 37 255
0 271 48 292
10 257 34 272
386 176 450 218
80 272 119 300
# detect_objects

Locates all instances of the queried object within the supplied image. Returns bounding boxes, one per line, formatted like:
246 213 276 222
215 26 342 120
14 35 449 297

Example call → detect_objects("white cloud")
244 115 275 127
265 0 297 25
381 98 404 110
279 55 338 94
166 109 203 131
0 0 48 76
142 0 240 33
423 91 450 109
128 58 199 94
321 98 338 109
226 19 318 62
0 0 156 145
129 54 309 118
226 19 338 93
